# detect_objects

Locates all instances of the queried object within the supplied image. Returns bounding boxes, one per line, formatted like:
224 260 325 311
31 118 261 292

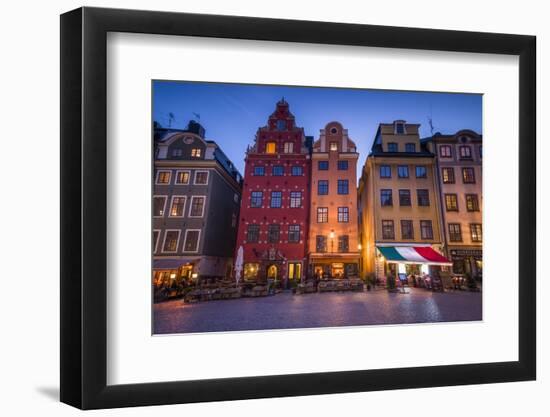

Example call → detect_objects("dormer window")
276 120 286 131
266 142 276 154
405 143 416 153
330 142 338 151
459 145 472 159
387 142 398 152
191 148 201 158
395 122 405 134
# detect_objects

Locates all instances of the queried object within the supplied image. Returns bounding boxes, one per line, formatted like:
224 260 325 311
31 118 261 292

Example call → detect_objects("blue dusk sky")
153 81 482 177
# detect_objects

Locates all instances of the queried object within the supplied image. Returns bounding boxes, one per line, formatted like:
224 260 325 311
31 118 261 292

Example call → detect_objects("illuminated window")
449 223 462 242
191 148 202 158
266 142 276 154
442 168 455 183
153 196 167 217
317 207 328 223
156 170 171 184
466 194 480 211
244 263 259 279
169 196 186 217
337 207 349 223
288 262 302 279
445 194 459 211
289 191 302 208
330 142 338 151
462 168 476 183
175 170 190 184
470 224 482 242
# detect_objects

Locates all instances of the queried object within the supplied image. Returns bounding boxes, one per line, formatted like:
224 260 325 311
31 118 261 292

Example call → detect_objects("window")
338 235 349 253
246 224 260 243
405 143 416 153
479 145 483 158
266 142 276 154
175 170 190 184
318 160 329 170
382 220 395 239
270 191 282 208
401 220 414 239
466 194 480 211
290 191 302 208
417 189 430 206
415 165 427 178
470 224 482 242
288 225 300 243
420 220 434 239
288 262 302 279
291 165 303 176
337 207 349 223
397 165 409 178
189 196 205 217
337 180 349 195
330 142 338 151
253 166 265 176
283 142 294 153
268 224 280 243
316 235 327 253
194 171 209 185
317 207 328 223
439 145 452 158
442 167 455 184
462 168 476 183
156 170 171 184
379 165 391 178
445 194 459 211
399 189 411 206
244 263 259 279
387 142 398 152
380 189 393 206
153 196 167 217
337 160 348 170
153 230 160 253
395 123 405 134
276 120 286 131
318 180 329 195
163 230 180 252
449 223 462 242
191 148 201 158
459 145 472 159
250 191 263 208
169 196 186 217
171 148 183 157
183 230 200 252
272 165 284 176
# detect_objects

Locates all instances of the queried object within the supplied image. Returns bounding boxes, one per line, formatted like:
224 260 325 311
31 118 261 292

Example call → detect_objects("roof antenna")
427 104 435 136
192 112 201 121
167 112 175 128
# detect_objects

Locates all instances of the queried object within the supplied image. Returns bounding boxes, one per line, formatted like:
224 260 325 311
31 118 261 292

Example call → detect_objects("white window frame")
153 195 167 218
194 170 210 185
188 195 207 218
152 229 161 254
155 170 172 185
283 142 294 153
175 169 191 185
168 195 187 217
183 229 202 253
161 229 181 253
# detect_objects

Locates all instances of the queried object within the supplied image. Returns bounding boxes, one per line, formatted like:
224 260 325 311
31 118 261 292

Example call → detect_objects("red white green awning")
377 246 452 265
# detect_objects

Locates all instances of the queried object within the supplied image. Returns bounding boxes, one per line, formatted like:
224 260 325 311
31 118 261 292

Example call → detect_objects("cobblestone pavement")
153 288 482 334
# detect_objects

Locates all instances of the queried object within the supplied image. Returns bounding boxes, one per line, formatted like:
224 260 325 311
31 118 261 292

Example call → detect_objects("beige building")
308 122 360 279
358 120 450 281
424 130 483 278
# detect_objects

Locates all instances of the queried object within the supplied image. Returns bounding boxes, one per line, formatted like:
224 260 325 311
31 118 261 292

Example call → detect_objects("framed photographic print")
60 6 536 410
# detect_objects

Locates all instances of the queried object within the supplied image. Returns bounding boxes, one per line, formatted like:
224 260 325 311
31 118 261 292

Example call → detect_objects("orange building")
308 122 360 279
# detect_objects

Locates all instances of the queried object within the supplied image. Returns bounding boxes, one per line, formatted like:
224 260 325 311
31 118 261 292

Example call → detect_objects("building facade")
235 99 312 285
153 121 242 287
358 120 450 281
308 122 360 279
424 130 483 278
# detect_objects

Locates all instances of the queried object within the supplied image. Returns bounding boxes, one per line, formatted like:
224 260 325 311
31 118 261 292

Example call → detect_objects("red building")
236 99 312 286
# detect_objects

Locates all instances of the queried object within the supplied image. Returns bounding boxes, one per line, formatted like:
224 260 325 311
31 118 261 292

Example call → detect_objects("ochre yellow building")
358 120 449 281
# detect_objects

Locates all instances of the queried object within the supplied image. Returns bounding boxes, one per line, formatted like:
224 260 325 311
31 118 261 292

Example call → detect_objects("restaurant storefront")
449 248 483 278
310 253 360 280
375 245 452 283
152 258 199 288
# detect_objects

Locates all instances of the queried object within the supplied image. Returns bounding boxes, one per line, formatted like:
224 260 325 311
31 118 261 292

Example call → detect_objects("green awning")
377 246 407 261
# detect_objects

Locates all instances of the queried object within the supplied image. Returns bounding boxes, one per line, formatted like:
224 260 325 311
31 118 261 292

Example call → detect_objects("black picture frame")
60 6 536 410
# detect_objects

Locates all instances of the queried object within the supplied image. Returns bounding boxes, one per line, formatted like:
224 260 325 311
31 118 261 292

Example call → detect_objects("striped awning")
377 246 452 265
